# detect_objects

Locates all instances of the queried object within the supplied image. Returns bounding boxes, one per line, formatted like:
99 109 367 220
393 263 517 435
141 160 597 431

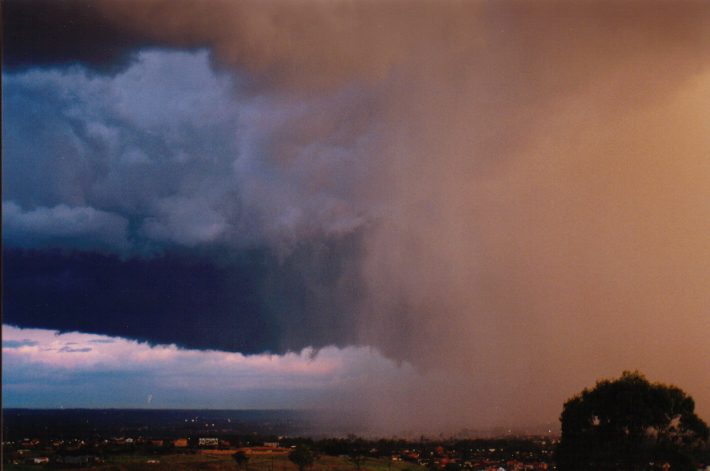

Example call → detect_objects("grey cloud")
3 49 374 254
58 346 93 353
140 196 230 246
3 202 130 253
3 339 40 349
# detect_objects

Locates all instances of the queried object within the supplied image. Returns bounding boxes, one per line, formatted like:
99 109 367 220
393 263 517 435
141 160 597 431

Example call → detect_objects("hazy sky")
3 0 709 434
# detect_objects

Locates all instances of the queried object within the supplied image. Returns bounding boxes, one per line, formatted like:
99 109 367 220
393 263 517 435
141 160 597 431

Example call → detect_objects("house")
198 437 219 447
174 438 188 448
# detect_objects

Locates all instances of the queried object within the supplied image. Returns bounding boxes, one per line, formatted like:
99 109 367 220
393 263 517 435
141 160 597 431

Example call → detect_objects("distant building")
198 437 219 447
174 438 188 448
264 441 280 448
33 457 49 464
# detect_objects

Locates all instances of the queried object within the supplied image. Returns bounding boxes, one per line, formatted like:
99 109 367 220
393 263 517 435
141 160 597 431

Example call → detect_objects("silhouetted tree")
556 371 709 471
347 438 369 471
289 444 318 471
233 450 250 471
348 451 367 471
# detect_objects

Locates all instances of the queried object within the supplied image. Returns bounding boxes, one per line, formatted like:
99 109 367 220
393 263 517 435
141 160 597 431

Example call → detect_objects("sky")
3 0 710 434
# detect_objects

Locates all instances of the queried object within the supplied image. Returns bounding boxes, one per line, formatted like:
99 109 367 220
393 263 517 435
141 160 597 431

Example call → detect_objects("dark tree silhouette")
556 371 709 471
347 438 369 471
289 444 318 471
233 450 250 471
348 450 368 471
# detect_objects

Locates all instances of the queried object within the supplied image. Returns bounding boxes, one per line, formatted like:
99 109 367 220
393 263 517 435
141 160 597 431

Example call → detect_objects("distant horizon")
2 408 561 441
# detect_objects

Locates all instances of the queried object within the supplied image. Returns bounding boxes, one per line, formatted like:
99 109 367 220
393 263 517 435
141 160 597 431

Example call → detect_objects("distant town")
2 409 558 470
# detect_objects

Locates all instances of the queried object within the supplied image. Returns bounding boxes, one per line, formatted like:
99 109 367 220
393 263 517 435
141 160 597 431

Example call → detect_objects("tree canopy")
346 439 369 471
289 444 318 471
556 371 709 471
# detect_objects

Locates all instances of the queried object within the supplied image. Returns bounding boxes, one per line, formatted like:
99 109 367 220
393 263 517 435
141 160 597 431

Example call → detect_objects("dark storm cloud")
2 50 242 252
2 0 152 71
3 238 363 354
3 49 377 254
3 44 375 355
3 202 131 252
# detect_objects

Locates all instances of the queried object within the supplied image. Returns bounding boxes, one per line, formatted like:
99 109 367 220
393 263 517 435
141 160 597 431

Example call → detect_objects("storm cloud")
4 0 710 432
